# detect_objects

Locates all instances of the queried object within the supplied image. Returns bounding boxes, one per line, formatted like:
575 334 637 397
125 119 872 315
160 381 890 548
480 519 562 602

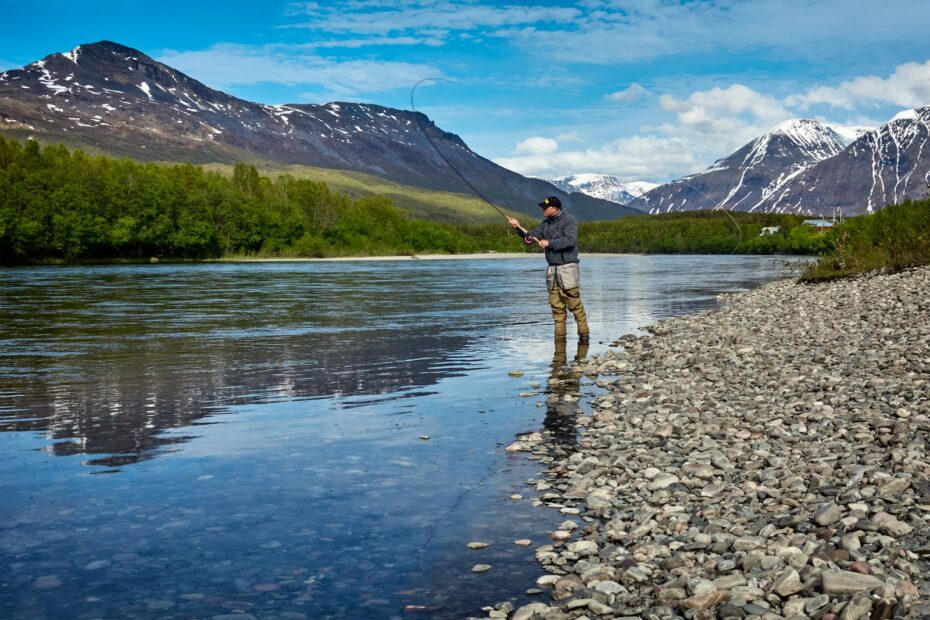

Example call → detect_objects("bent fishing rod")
409 78 537 245
410 79 740 250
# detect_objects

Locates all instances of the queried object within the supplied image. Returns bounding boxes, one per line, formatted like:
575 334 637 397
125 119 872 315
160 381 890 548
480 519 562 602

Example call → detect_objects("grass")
202 162 517 225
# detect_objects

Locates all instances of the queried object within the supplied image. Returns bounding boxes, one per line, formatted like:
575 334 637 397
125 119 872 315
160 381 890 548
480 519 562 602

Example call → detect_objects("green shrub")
800 198 930 281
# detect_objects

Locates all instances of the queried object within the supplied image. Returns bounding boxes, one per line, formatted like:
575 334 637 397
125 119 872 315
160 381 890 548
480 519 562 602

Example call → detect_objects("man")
508 196 590 343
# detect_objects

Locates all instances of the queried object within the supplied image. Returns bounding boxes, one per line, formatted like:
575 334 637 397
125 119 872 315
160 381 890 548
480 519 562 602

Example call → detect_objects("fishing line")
409 77 511 220
411 80 740 250
668 177 744 253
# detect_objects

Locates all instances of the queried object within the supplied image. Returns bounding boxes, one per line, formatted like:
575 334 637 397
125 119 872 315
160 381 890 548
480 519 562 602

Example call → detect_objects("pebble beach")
491 265 930 620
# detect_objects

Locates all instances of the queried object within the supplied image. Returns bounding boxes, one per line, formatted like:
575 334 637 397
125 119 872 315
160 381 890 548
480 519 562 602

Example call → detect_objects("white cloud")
786 60 930 110
310 36 446 48
515 136 558 155
496 134 701 181
497 83 799 181
659 84 790 138
285 2 581 36
511 0 930 66
605 83 648 103
157 44 440 97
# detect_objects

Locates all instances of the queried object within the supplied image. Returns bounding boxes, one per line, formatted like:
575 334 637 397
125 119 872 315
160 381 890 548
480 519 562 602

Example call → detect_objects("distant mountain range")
545 174 657 206
0 41 638 221
632 114 930 216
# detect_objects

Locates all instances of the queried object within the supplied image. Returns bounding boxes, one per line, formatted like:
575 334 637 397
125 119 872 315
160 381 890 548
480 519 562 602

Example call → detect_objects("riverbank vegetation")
579 211 831 255
0 137 524 261
4 136 923 267
800 198 930 281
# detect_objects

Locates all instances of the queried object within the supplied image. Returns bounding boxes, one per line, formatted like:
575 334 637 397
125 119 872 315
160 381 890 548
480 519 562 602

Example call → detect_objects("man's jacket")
527 210 580 266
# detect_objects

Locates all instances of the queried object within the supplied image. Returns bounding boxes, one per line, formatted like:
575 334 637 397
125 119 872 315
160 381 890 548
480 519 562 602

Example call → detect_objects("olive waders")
547 263 589 341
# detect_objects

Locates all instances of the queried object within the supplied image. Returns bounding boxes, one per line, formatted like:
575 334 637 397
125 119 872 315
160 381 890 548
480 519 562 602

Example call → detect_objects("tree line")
0 137 523 261
1 137 855 263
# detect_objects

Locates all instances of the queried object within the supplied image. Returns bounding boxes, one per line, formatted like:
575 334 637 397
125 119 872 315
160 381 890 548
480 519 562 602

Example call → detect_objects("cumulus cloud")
605 83 649 103
157 44 440 97
496 134 701 181
659 84 790 140
515 136 559 155
786 60 930 110
498 83 801 181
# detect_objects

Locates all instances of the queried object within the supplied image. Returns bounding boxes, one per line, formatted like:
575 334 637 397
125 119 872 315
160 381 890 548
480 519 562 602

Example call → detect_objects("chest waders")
547 263 589 341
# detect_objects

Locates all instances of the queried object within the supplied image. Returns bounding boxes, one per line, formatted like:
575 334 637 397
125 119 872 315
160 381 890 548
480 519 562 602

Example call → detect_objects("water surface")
0 255 796 619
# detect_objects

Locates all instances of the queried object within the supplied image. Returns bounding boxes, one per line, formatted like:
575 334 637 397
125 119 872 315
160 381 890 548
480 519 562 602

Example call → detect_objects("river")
0 255 797 619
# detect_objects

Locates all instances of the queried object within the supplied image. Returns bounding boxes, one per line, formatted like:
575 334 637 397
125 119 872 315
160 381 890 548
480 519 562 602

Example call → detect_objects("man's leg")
549 283 568 339
562 287 589 341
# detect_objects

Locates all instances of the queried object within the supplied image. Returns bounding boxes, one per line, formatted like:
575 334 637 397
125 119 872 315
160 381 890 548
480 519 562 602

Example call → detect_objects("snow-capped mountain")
747 108 930 214
631 119 864 214
0 41 636 221
546 174 658 205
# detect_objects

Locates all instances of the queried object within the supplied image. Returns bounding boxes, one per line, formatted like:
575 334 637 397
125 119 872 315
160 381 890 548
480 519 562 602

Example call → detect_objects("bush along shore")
491 265 930 620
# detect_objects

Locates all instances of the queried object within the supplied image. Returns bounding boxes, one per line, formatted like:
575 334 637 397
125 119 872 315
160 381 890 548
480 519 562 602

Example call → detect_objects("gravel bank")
492 266 930 620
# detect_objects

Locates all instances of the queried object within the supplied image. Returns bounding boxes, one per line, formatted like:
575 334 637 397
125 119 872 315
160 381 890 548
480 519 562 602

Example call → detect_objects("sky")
3 0 930 183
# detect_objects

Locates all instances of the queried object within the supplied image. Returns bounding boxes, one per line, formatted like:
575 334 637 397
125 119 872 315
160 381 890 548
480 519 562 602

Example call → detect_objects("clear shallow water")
0 255 797 619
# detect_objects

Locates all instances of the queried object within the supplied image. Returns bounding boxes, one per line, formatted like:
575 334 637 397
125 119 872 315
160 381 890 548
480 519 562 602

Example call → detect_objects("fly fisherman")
508 196 590 343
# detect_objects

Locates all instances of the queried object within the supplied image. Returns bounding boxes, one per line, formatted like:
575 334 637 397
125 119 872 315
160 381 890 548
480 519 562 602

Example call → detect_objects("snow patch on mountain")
891 108 919 123
62 46 81 65
824 123 873 145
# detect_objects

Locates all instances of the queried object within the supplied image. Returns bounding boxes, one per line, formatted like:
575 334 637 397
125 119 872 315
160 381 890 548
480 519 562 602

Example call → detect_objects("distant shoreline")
210 252 537 263
210 252 641 263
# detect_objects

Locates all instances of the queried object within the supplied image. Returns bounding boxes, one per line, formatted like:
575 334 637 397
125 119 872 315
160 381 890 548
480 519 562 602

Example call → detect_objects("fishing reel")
523 234 535 245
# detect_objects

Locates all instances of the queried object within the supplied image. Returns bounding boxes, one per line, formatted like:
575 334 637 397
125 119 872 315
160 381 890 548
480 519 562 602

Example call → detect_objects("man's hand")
537 239 550 248
507 217 521 229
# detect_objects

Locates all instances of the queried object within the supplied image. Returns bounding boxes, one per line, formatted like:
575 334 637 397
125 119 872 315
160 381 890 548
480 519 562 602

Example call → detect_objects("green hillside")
202 163 514 225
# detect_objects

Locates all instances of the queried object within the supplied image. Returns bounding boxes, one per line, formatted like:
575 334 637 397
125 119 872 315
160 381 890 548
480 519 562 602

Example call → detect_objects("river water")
0 255 795 619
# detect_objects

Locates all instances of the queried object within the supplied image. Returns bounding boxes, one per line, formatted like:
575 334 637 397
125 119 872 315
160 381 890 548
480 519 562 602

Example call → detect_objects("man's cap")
538 196 562 209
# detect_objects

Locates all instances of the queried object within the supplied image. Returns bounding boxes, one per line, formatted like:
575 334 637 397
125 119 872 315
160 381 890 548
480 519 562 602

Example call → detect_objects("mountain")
748 108 930 215
0 41 636 221
632 119 850 214
633 113 930 216
545 174 657 206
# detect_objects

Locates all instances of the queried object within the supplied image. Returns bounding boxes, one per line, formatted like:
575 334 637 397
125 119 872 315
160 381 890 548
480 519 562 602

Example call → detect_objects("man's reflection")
543 336 589 448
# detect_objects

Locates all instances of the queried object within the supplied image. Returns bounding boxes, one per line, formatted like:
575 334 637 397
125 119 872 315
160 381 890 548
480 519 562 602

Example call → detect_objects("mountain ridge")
0 40 637 221
545 174 657 207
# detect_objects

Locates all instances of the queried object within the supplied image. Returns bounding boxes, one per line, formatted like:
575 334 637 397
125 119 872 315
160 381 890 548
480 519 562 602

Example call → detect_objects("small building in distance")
802 219 835 232
760 226 781 236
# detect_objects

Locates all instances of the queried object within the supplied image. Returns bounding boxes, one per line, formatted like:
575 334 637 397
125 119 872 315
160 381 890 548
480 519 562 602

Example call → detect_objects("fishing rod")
409 78 536 244
410 79 738 249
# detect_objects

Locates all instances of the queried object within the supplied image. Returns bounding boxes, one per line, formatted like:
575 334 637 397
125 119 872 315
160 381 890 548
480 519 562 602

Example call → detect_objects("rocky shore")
492 265 930 620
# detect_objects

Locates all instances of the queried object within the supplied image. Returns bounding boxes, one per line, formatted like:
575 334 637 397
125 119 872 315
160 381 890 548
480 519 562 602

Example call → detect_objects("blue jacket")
527 210 579 266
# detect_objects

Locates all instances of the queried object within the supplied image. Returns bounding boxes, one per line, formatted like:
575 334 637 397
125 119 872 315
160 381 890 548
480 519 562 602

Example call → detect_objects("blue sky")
3 0 930 183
